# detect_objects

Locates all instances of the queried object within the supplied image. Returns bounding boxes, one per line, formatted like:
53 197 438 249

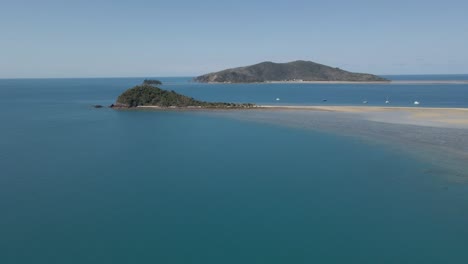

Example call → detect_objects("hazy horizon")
2 0 468 78
3 72 468 80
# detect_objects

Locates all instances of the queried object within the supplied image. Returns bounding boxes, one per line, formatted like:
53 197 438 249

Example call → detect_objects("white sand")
258 105 468 128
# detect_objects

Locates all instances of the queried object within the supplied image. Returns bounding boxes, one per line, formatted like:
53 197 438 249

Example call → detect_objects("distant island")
111 84 255 109
194 60 389 83
142 79 163 85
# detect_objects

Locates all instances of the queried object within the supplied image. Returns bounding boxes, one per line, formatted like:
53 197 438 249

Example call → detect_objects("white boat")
362 100 368 104
385 97 390 104
275 98 280 101
414 101 420 105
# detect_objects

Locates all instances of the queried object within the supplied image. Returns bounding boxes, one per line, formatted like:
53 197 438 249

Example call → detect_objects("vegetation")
114 84 255 108
143 79 163 85
194 60 389 83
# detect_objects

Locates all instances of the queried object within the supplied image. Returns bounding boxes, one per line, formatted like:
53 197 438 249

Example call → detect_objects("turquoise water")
1 78 468 263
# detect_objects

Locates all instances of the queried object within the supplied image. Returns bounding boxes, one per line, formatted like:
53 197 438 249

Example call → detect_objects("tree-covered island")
142 79 163 85
195 60 389 83
111 84 255 109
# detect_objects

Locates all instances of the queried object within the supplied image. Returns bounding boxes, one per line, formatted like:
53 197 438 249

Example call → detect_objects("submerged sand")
137 104 468 128
211 106 468 182
135 104 468 181
258 105 468 129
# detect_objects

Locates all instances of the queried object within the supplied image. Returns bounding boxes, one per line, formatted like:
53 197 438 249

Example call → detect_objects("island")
194 60 389 83
111 84 255 109
142 79 163 85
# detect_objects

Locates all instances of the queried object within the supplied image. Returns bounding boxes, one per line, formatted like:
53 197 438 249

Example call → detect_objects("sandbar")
258 105 468 128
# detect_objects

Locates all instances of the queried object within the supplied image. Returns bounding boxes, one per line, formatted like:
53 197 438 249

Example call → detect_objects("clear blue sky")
1 0 467 78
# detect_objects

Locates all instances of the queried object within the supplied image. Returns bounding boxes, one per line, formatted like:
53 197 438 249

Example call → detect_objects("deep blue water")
1 76 468 107
1 77 468 263
169 76 468 107
174 82 468 108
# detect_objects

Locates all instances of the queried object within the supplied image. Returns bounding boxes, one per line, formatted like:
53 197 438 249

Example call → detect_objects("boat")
275 98 280 101
362 100 368 104
414 101 420 105
385 97 390 104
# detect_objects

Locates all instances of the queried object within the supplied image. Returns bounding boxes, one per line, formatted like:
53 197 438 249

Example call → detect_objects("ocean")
1 76 468 263
158 76 468 108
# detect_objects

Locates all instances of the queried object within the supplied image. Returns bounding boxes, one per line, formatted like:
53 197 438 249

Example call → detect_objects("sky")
1 0 468 78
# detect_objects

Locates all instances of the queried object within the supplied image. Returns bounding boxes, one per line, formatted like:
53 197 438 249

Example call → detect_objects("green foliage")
116 84 255 109
195 60 389 83
143 79 163 85
117 85 200 107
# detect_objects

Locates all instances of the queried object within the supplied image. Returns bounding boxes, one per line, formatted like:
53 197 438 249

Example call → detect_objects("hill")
194 60 389 83
142 79 163 85
112 84 254 108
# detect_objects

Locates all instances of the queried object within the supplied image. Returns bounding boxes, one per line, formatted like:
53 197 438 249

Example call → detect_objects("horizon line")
2 73 468 80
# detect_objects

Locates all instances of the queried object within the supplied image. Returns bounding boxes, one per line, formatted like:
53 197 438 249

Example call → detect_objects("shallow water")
218 109 468 181
1 78 468 263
